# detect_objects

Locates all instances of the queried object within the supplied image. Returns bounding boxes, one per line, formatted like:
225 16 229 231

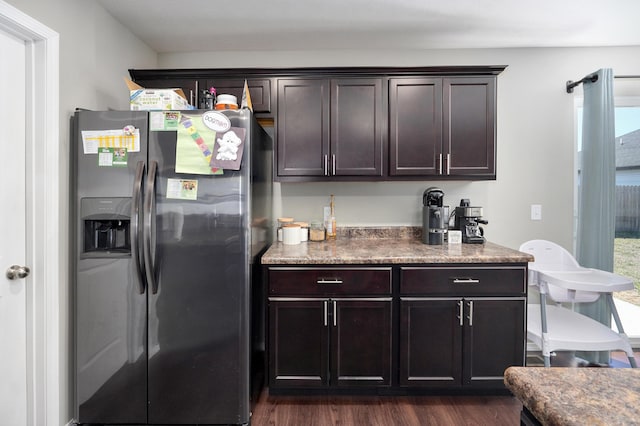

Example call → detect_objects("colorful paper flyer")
98 147 128 167
166 178 198 200
150 111 181 131
82 129 140 153
175 113 223 175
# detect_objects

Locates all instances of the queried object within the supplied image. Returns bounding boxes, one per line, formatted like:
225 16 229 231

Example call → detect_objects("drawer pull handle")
317 278 343 284
452 278 480 284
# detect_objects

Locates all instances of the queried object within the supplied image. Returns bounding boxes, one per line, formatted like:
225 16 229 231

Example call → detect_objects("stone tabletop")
261 226 533 265
504 367 640 426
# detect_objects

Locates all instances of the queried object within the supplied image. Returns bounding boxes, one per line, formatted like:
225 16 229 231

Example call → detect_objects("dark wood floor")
252 351 639 426
251 390 521 426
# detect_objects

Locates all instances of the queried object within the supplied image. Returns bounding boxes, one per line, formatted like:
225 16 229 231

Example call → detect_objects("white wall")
161 47 640 250
5 1 157 424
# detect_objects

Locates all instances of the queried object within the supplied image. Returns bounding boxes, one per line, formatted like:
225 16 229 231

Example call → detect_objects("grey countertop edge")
261 238 533 265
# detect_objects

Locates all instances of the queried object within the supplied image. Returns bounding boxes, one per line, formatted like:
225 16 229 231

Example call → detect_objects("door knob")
6 265 30 280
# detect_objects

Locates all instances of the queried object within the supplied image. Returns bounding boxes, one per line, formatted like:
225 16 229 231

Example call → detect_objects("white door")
0 26 28 426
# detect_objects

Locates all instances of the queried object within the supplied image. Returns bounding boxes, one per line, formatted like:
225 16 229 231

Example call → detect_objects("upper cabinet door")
389 78 443 176
277 79 330 177
330 78 384 177
443 77 496 178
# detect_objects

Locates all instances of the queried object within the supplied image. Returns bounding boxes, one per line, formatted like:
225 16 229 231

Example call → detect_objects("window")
575 97 640 329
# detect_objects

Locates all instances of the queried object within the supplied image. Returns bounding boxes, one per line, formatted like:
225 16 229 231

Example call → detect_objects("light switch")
531 204 542 221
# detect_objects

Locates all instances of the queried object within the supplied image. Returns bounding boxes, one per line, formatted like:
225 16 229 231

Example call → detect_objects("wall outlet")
531 204 542 221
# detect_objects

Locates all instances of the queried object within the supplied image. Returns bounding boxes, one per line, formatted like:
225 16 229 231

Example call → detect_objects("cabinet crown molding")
129 65 507 80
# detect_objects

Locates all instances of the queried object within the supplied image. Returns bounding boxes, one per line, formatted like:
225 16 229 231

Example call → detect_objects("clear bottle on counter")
326 194 337 240
309 220 325 242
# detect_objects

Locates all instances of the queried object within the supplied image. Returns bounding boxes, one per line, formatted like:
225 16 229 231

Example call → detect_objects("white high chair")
519 240 637 368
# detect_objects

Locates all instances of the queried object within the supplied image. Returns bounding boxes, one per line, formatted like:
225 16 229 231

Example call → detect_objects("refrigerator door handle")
144 160 159 294
131 161 146 294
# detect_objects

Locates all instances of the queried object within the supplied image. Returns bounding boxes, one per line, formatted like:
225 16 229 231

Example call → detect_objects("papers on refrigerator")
81 128 140 154
175 111 246 175
166 178 198 200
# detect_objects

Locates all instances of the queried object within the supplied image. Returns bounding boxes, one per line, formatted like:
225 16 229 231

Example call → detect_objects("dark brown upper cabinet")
204 78 272 113
129 66 504 181
389 78 443 176
276 78 384 180
128 76 272 113
444 77 496 178
389 76 496 179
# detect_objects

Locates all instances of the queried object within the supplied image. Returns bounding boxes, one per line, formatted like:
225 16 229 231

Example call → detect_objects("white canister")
448 230 462 244
282 223 301 245
277 217 294 242
294 222 309 242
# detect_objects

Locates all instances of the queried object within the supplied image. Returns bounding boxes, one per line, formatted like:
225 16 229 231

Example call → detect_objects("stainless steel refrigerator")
71 109 272 425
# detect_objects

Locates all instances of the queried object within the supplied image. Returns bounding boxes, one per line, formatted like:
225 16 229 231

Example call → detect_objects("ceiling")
98 0 640 53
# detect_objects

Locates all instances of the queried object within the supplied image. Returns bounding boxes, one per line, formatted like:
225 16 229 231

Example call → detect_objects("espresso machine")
454 199 488 244
422 187 447 245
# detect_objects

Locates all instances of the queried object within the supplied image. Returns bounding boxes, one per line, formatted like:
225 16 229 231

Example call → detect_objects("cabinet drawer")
400 266 526 296
269 267 392 296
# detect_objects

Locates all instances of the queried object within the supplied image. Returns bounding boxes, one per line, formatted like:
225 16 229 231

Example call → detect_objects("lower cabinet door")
268 299 328 388
330 299 393 387
399 298 463 387
463 298 526 388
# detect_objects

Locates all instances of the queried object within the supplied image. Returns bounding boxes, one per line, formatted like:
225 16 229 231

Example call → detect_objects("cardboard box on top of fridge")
125 78 194 111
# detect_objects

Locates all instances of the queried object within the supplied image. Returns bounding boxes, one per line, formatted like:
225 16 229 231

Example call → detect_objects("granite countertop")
261 226 533 265
504 367 640 426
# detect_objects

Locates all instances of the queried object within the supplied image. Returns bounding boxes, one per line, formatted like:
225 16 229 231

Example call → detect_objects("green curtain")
576 68 616 364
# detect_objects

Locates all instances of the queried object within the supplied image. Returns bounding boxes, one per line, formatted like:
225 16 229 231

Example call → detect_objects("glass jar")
309 221 325 242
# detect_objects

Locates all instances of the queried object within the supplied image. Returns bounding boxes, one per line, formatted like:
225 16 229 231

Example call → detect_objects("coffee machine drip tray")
463 231 485 244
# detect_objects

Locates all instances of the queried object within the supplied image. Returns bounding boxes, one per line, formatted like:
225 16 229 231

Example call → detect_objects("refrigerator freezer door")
147 110 252 424
73 111 148 424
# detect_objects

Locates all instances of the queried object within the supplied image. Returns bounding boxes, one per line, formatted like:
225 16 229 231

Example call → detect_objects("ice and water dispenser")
81 197 132 257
